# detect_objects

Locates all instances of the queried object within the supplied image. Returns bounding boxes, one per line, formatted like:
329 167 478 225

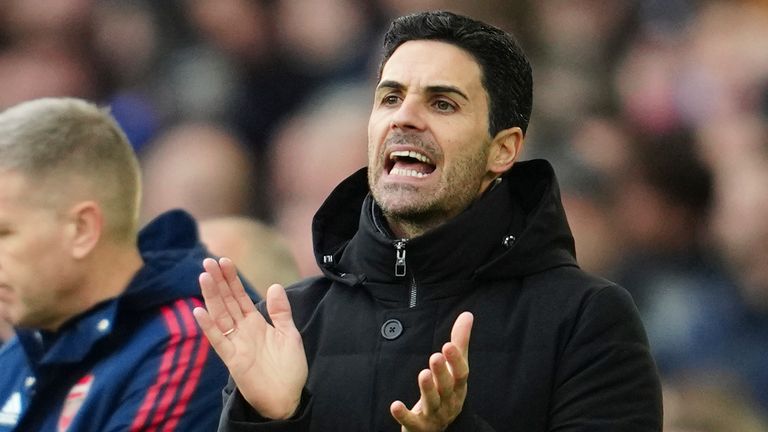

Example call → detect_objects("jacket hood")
12 210 209 366
120 209 209 310
312 159 578 286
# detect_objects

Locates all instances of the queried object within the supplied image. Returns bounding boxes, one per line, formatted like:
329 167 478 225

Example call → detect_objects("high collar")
312 159 578 289
14 210 210 367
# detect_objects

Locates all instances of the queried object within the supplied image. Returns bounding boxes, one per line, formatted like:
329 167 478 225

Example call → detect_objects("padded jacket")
220 160 663 431
0 210 236 431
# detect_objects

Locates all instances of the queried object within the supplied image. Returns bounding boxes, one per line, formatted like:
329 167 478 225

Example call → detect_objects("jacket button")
381 319 403 340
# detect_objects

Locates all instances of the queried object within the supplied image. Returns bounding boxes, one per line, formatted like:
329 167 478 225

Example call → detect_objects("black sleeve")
548 285 663 431
217 378 313 431
444 399 497 432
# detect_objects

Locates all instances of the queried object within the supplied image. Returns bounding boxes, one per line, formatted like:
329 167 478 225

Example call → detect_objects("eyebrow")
376 80 469 102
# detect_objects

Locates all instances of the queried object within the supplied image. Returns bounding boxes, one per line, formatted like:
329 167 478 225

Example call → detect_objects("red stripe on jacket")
129 300 186 431
148 299 199 431
162 298 210 431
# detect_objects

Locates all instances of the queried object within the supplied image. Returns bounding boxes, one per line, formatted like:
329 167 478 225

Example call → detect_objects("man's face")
368 40 495 231
0 170 72 329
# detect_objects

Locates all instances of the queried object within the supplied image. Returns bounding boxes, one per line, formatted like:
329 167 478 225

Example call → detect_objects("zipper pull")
394 240 407 277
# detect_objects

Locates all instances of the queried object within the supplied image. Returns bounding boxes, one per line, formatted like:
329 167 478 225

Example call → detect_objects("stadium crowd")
1 0 768 430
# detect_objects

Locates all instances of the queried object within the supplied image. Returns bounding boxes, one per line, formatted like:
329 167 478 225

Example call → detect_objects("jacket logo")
0 392 21 426
58 374 94 432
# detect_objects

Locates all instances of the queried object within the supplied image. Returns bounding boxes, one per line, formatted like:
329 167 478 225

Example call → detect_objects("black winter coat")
220 160 663 431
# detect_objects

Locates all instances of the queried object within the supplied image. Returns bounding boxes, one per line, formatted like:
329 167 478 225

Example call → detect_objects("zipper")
393 239 418 308
394 240 407 277
408 274 417 308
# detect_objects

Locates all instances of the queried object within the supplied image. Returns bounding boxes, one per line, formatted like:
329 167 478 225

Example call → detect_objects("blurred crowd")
2 0 768 429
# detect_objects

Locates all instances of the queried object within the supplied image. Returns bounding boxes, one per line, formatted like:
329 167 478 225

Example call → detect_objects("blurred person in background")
556 114 632 274
172 0 270 125
557 159 621 276
273 0 380 79
697 120 768 412
268 82 370 276
90 0 167 153
177 0 379 220
0 98 244 431
194 11 661 431
181 0 378 161
140 122 257 223
610 132 740 375
198 216 301 299
0 0 93 46
0 0 106 111
0 47 97 111
663 376 768 432
612 1 768 139
608 1 768 415
529 0 636 153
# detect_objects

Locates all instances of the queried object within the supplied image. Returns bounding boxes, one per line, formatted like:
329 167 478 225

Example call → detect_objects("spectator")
663 375 768 432
611 132 737 376
198 216 301 298
268 82 370 276
140 122 257 223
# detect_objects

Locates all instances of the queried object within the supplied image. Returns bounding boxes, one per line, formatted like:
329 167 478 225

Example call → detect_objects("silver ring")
222 327 237 337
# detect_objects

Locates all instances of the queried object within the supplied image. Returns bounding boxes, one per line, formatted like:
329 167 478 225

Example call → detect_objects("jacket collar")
312 159 578 289
14 210 208 367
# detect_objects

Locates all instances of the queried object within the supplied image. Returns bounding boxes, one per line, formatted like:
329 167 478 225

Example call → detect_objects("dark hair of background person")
635 130 713 216
377 10 533 137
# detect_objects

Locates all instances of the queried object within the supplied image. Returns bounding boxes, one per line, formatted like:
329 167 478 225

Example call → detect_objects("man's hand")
390 312 473 432
192 257 307 420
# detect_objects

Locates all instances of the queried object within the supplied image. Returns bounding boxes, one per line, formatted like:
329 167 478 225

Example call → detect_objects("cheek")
445 143 490 175
11 233 65 279
437 136 469 166
368 110 392 140
6 248 42 287
367 126 387 165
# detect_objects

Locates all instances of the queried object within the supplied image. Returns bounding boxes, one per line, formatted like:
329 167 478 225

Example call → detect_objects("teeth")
389 150 433 164
391 168 427 178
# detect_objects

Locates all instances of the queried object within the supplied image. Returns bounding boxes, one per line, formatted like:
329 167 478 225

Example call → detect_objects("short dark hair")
378 10 533 136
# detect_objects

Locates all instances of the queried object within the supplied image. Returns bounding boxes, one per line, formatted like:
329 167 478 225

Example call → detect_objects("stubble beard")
369 138 490 237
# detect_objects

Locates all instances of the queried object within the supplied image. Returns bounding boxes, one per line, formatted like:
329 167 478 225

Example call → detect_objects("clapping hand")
192 257 307 419
390 312 474 432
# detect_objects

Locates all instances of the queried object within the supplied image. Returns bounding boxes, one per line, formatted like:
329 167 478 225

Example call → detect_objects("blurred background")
1 0 768 429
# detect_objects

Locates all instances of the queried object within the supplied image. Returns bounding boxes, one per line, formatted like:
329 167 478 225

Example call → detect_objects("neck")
382 176 502 239
386 215 445 239
47 244 144 332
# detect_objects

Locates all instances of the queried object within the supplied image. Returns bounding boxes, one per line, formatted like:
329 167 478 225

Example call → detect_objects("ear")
65 201 103 260
486 126 525 176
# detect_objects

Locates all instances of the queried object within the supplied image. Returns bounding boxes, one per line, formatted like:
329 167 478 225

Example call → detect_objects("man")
0 98 235 431
194 11 663 431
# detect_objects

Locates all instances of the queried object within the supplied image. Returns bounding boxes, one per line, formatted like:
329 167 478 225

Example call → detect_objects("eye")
381 94 401 106
433 99 456 113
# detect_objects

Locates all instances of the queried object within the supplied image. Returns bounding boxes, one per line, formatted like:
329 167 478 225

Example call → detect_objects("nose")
390 96 426 132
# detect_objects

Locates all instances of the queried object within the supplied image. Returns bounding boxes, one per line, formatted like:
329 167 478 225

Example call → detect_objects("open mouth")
386 150 437 178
